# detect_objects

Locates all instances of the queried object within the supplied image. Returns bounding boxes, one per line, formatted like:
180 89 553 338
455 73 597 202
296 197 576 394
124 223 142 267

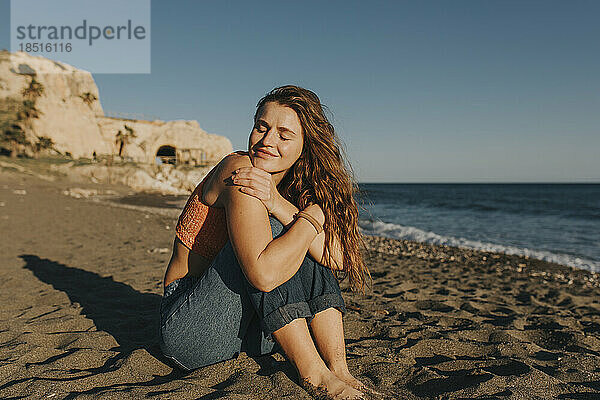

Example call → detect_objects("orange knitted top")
175 151 242 260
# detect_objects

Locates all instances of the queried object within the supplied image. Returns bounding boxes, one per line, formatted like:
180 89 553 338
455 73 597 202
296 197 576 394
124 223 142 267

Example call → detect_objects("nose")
261 128 278 147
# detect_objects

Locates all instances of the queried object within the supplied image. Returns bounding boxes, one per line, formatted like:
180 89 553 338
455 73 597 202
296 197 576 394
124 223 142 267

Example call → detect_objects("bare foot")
331 367 384 398
301 371 366 400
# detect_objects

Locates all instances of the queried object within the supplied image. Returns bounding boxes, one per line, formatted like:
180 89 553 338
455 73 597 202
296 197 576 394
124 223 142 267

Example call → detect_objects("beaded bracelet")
295 211 323 234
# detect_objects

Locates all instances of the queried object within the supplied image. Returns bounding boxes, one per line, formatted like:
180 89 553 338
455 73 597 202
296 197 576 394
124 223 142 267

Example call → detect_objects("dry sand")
1 165 600 399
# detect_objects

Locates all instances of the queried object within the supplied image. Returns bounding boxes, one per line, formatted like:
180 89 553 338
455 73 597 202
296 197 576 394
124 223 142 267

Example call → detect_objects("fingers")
232 168 270 189
232 177 270 199
239 186 272 204
234 166 272 181
232 167 276 207
232 177 269 192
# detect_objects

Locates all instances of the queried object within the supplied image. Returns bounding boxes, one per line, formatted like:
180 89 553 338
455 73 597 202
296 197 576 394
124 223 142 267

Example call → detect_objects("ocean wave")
359 219 600 273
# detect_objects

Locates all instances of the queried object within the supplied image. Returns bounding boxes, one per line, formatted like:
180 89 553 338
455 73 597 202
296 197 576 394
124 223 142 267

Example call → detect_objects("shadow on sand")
7 255 295 399
9 255 191 397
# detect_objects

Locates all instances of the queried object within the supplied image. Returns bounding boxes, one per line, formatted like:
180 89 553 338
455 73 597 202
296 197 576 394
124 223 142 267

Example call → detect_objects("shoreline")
2 167 600 399
65 179 600 283
102 192 600 288
4 154 597 275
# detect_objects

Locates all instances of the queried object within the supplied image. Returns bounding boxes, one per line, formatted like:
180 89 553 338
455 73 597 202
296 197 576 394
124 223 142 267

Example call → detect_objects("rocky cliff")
0 50 110 158
0 51 232 164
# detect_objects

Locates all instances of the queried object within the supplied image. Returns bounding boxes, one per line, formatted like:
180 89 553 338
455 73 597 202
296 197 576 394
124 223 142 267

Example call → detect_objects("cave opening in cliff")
156 145 177 165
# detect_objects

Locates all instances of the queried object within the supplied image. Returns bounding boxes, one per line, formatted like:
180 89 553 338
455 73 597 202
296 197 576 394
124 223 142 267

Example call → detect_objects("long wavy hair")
254 85 372 294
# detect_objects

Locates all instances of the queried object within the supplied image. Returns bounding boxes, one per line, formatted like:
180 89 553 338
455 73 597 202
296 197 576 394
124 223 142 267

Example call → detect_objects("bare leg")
272 317 365 399
309 308 383 397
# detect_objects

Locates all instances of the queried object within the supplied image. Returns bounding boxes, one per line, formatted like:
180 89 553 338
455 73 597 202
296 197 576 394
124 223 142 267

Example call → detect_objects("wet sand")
1 167 599 399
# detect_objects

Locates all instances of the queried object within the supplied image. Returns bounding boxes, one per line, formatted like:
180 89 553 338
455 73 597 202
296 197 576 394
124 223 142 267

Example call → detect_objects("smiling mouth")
255 149 277 158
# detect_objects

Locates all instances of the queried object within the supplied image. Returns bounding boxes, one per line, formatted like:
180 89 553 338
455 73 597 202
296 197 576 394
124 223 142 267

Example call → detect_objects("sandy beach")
1 166 600 399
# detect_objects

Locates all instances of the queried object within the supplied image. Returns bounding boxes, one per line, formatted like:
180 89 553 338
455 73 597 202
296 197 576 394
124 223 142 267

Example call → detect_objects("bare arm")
164 237 189 287
163 236 215 287
221 163 324 292
270 196 344 271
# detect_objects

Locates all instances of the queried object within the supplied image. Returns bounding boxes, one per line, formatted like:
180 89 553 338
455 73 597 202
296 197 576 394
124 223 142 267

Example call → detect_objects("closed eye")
254 122 268 133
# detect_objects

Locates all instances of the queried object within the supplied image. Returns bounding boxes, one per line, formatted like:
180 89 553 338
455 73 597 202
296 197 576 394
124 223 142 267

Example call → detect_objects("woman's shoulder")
228 150 250 160
220 150 251 171
205 151 251 206
209 151 251 180
219 150 252 172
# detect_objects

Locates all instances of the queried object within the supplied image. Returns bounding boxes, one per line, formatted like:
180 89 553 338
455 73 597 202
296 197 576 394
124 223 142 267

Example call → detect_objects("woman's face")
248 102 304 182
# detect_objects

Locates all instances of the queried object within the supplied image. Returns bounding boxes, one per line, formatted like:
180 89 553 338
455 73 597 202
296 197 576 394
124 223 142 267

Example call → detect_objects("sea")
356 184 600 273
123 183 600 273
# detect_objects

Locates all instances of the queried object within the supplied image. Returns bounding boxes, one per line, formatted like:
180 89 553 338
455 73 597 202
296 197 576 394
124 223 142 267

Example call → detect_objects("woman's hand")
231 166 283 214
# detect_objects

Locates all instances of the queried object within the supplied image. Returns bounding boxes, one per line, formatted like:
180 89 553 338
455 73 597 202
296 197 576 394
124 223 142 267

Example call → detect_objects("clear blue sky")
2 0 599 183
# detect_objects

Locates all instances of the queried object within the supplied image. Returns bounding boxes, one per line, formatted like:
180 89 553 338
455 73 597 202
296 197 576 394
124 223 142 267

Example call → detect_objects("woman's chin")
251 156 275 169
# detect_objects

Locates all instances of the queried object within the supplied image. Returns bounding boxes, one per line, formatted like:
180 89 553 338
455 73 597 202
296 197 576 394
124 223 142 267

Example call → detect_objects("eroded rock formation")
0 51 232 164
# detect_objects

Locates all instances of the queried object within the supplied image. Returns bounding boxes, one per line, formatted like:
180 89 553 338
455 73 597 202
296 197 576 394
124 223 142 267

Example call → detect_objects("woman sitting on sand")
159 85 373 399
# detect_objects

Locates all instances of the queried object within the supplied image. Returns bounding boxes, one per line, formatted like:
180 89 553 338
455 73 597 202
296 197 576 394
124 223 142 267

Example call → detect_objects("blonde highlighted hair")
254 85 372 293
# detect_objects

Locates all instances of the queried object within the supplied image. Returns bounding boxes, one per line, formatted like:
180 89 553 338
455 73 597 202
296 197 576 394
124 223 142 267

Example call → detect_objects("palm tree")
115 124 136 157
1 123 29 158
115 130 125 157
32 136 54 158
21 77 44 99
17 100 42 120
124 124 135 138
8 98 42 158
79 92 97 107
